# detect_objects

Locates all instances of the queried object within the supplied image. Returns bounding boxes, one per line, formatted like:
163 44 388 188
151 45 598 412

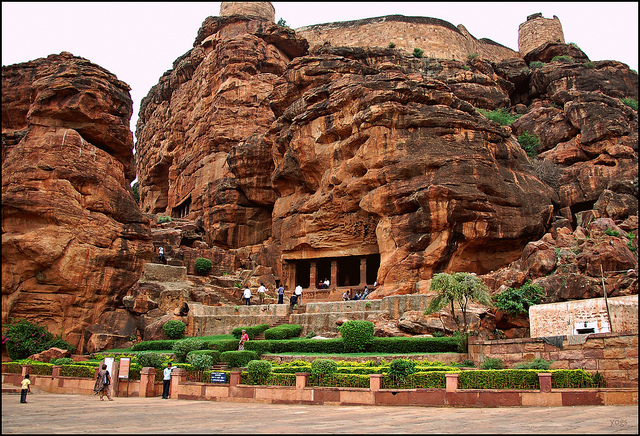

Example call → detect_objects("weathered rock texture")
2 52 153 353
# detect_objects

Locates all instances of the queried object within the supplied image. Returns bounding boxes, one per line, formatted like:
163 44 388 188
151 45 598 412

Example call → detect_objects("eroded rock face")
266 53 558 296
2 52 153 353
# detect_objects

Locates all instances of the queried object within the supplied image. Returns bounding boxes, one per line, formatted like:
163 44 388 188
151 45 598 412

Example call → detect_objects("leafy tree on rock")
424 272 493 349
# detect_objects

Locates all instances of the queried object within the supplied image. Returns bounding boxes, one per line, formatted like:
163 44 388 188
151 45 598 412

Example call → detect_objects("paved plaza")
2 385 638 434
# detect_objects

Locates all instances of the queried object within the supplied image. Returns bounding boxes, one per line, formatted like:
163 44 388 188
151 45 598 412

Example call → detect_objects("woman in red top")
238 329 249 350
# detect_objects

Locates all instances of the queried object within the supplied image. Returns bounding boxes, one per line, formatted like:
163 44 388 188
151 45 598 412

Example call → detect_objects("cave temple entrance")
286 254 380 291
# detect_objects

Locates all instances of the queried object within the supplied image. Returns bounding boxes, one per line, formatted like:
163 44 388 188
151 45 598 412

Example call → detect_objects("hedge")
367 336 458 353
220 350 260 368
60 364 96 378
264 324 303 340
458 369 540 389
232 324 270 340
131 340 177 351
187 349 221 365
309 373 370 388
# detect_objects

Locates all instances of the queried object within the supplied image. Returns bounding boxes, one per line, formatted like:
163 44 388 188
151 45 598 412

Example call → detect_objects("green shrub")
231 324 270 340
311 358 338 377
220 350 259 368
194 257 213 276
305 331 316 339
247 360 272 384
2 319 75 360
264 324 303 340
4 362 23 374
584 62 595 69
517 131 541 156
551 369 594 388
551 55 574 63
387 359 417 385
494 281 545 315
136 351 166 369
309 373 370 388
60 364 96 378
459 369 538 389
338 320 374 352
157 215 172 223
412 48 424 58
388 42 396 49
187 353 215 371
172 338 205 363
605 228 620 237
50 357 74 365
621 98 638 111
529 61 545 70
477 108 521 126
131 340 177 351
187 349 221 365
162 320 186 340
468 53 479 61
480 357 504 369
514 358 553 370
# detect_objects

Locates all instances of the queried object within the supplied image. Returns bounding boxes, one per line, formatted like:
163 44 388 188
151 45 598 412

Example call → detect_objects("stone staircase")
253 315 291 339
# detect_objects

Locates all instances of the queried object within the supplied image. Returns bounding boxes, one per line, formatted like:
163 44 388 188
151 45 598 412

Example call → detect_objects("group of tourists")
342 286 371 301
242 283 303 309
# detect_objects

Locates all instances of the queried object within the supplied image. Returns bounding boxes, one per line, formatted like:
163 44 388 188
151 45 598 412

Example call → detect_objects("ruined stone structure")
220 1 275 22
296 15 518 62
518 13 565 57
529 295 638 337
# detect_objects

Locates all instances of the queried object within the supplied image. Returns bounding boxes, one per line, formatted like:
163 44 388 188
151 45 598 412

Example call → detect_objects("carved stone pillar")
359 257 367 286
331 260 338 288
310 261 317 289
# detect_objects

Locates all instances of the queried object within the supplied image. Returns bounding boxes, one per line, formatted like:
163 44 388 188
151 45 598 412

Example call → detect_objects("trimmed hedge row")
60 364 96 378
264 324 303 340
244 336 459 355
232 324 270 340
131 340 177 351
220 350 259 368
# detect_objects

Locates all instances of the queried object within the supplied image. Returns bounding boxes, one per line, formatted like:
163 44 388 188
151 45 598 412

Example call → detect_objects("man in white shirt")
294 284 303 304
162 362 177 399
257 283 267 304
324 279 330 289
243 286 252 306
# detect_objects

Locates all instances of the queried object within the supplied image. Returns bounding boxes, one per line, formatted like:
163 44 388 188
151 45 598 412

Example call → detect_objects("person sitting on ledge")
342 291 349 301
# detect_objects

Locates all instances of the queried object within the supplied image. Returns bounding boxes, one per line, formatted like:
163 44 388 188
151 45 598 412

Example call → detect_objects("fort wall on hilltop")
220 1 275 23
295 15 519 62
518 13 565 56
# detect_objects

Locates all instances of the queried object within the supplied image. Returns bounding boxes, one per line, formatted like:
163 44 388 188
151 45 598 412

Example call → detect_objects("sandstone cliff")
2 52 153 353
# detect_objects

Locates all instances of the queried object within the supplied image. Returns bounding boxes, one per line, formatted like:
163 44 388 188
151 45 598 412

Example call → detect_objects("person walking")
93 364 113 401
243 286 252 306
277 285 285 304
162 362 177 399
20 373 31 403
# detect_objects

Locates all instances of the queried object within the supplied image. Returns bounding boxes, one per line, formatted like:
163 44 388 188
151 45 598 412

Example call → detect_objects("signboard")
210 372 227 383
119 358 130 379
104 357 114 377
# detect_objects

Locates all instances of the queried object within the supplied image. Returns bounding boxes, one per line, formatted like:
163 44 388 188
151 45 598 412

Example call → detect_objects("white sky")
3 2 638 138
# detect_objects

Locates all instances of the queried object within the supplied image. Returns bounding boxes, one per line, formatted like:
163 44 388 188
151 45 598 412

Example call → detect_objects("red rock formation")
2 52 153 353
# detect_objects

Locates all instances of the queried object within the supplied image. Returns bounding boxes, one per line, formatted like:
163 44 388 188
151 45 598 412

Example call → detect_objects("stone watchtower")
219 1 275 23
518 13 565 56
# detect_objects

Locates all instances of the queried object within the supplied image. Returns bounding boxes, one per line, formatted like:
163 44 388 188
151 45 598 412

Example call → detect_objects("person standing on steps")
162 362 177 399
243 286 252 306
277 285 285 304
294 284 303 305
258 283 267 304
158 246 166 264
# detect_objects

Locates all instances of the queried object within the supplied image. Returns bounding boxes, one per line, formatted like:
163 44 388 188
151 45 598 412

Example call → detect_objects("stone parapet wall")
468 332 638 388
518 14 565 56
141 263 188 282
296 15 518 62
291 310 388 336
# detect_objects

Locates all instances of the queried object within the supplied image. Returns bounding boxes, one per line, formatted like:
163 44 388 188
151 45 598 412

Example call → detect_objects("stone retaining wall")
469 331 638 388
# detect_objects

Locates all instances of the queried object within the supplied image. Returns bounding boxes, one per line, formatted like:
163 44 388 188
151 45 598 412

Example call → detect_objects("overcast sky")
3 2 638 137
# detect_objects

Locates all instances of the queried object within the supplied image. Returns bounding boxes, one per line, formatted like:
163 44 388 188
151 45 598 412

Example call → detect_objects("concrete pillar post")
445 373 459 392
140 367 156 397
229 371 242 386
359 257 367 286
170 368 186 399
296 372 309 389
51 365 62 379
538 373 553 393
21 365 32 377
369 374 383 391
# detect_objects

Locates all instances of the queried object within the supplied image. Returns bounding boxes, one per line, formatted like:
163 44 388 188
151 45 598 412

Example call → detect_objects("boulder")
27 347 71 363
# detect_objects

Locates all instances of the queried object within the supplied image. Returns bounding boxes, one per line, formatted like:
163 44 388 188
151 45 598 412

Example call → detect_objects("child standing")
20 373 31 403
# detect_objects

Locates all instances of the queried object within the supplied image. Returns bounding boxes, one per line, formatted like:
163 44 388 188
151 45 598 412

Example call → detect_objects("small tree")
424 272 492 351
388 359 417 386
163 320 186 339
194 257 213 276
338 320 374 352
